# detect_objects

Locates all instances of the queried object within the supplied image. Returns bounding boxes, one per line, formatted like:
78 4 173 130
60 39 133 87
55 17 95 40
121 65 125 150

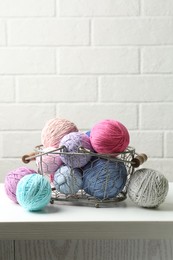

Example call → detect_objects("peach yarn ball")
41 118 78 148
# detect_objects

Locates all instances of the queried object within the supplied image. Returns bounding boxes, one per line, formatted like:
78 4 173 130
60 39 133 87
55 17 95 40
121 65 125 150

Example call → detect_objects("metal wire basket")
22 146 147 208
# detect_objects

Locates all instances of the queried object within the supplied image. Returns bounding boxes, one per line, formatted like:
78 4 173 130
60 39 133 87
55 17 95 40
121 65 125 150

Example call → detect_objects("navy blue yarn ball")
82 158 127 199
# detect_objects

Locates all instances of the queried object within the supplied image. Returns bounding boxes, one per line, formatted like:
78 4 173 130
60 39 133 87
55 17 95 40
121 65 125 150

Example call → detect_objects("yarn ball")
54 165 83 195
82 158 127 199
16 174 52 211
4 167 36 203
127 168 169 208
36 147 63 174
85 131 91 137
59 132 93 168
41 118 78 148
90 119 130 154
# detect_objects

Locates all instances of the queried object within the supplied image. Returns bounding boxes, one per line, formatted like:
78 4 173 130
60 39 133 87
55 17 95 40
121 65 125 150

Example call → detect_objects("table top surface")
0 183 173 239
1 183 173 223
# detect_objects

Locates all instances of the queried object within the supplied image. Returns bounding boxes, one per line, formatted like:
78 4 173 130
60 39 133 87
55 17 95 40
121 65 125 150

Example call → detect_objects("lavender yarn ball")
82 158 127 199
41 118 78 148
36 147 63 174
59 132 93 168
54 165 83 195
16 174 52 211
4 167 36 203
127 168 169 208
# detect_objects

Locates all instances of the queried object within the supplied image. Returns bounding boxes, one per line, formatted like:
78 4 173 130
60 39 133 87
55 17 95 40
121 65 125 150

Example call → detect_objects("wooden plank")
15 240 173 260
2 222 173 240
0 240 14 260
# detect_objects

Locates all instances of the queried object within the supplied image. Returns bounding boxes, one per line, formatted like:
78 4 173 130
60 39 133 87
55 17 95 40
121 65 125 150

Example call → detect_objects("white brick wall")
59 0 140 16
0 48 56 74
0 0 173 181
141 0 173 16
8 19 90 46
92 18 173 45
59 47 139 74
16 76 98 102
0 0 55 17
142 47 173 73
0 20 6 45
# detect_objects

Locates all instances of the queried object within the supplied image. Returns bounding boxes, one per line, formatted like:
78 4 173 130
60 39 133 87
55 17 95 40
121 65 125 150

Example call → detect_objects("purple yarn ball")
59 132 93 168
4 167 36 203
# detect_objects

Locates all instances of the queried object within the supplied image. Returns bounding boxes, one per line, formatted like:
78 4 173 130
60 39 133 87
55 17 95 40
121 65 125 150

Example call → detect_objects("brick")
2 132 41 157
0 48 55 74
0 133 2 158
16 76 97 102
93 18 173 45
129 131 163 157
59 0 139 16
142 0 173 16
165 132 173 157
8 19 89 46
57 104 137 130
0 77 14 102
142 47 173 73
0 0 55 17
140 104 173 130
100 76 173 102
144 159 173 181
0 20 5 45
59 48 139 74
0 159 37 182
0 105 55 130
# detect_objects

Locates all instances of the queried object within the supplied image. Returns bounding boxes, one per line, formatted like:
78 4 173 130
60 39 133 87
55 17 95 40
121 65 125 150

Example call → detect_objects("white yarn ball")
127 168 169 208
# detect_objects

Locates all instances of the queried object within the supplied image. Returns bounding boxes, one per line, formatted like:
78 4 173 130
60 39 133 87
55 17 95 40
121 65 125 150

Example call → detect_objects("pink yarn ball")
4 167 36 203
59 132 94 168
90 119 130 154
41 118 78 148
36 147 63 174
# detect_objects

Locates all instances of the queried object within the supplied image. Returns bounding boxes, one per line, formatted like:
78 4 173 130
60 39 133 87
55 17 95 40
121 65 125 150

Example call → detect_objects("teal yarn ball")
16 174 52 211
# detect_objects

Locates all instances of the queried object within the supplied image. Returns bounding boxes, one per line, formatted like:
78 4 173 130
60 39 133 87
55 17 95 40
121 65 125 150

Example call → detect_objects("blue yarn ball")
16 174 52 211
59 131 93 168
54 165 83 195
82 158 127 199
85 131 91 137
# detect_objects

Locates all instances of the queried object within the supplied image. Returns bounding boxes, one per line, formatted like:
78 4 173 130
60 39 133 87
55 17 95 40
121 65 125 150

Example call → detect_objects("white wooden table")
0 183 173 259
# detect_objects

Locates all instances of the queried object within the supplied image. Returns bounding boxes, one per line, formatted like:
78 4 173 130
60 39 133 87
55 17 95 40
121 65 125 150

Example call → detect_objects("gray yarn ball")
127 168 169 208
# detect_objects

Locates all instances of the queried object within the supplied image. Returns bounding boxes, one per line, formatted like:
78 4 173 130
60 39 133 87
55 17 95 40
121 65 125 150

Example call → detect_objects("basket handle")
22 152 37 164
131 153 148 168
22 146 64 164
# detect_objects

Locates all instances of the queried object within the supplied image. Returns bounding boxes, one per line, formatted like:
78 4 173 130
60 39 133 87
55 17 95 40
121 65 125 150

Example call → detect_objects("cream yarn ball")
127 168 169 208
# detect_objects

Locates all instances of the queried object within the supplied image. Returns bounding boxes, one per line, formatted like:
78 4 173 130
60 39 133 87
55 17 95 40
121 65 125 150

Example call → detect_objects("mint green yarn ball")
16 174 52 211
